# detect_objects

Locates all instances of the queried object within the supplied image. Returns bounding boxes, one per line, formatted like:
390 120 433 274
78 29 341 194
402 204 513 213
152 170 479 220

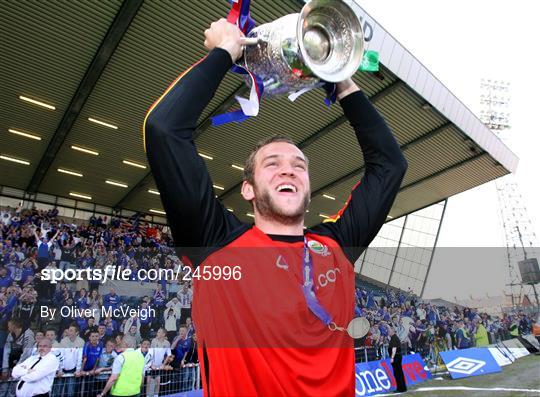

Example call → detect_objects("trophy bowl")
240 0 365 97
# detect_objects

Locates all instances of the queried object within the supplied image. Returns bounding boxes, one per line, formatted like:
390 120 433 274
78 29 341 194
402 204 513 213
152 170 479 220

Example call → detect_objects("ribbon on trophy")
212 0 264 126
211 0 382 125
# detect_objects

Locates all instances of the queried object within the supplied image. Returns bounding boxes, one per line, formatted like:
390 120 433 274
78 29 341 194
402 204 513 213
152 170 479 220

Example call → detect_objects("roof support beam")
26 0 144 193
420 198 448 298
311 121 453 197
398 152 487 193
387 214 408 286
113 83 248 209
306 153 487 228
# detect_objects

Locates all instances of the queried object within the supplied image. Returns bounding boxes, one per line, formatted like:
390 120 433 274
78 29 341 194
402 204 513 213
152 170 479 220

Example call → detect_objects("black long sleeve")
144 48 244 252
313 90 408 264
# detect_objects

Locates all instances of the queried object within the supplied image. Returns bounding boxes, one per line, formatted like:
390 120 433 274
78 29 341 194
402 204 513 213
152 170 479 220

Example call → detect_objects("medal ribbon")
302 238 338 328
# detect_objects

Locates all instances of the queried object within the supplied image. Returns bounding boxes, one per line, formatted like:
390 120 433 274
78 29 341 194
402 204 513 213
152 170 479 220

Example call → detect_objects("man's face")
7 321 17 333
105 341 115 353
35 332 44 342
38 340 52 356
243 142 310 224
89 332 99 344
179 327 187 338
141 340 150 352
67 326 76 339
45 330 56 341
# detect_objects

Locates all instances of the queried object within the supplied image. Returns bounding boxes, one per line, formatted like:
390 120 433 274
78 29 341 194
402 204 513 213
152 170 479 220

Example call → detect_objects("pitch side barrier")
354 353 431 396
438 338 531 381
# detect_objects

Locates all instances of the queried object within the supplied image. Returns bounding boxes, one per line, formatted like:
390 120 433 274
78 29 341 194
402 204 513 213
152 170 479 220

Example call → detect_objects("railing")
1 331 532 396
0 365 201 397
354 343 411 363
354 331 529 368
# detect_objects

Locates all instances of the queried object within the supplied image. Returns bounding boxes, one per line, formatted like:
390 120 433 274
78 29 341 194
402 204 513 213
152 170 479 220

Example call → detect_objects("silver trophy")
239 0 365 97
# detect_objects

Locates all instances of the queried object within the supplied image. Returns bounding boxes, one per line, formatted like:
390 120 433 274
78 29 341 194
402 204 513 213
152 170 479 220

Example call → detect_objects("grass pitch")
403 354 540 396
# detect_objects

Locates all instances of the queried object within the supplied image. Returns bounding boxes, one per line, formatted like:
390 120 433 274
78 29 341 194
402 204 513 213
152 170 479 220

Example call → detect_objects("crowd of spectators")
0 205 198 395
354 286 536 364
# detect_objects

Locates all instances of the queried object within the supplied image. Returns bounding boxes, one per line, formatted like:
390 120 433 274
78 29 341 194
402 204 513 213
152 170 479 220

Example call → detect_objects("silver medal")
347 317 370 339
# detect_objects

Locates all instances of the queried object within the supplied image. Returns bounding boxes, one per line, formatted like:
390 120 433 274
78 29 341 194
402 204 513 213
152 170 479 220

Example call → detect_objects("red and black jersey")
144 48 407 396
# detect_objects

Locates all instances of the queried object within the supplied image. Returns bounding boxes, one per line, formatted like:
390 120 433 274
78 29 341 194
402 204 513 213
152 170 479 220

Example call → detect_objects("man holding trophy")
144 1 407 395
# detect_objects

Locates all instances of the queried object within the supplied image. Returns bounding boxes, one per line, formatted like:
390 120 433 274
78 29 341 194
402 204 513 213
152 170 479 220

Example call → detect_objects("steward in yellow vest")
97 340 151 397
509 320 520 337
474 322 490 347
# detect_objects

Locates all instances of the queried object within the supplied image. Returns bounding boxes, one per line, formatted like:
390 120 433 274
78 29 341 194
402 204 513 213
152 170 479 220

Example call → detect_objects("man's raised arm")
144 20 244 252
314 79 408 263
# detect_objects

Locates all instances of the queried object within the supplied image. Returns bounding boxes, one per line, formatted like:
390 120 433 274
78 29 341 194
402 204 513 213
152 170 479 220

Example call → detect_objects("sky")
356 0 540 300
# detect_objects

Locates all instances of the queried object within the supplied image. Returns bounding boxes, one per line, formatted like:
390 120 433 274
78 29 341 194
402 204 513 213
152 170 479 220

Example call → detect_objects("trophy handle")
240 37 263 47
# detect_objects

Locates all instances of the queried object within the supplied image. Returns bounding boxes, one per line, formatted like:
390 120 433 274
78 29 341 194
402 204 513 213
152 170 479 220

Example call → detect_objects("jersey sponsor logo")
445 357 485 375
317 267 341 288
276 255 289 270
307 240 330 256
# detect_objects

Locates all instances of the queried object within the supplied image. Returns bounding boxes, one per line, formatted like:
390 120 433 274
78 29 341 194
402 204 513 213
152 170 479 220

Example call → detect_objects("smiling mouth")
276 184 297 193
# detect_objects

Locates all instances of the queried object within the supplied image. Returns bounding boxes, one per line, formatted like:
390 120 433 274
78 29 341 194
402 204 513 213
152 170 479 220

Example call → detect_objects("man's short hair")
38 338 53 347
243 135 306 184
8 318 23 329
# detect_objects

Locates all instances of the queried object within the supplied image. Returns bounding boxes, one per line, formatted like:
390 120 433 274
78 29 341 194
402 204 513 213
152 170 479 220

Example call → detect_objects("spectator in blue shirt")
455 321 471 349
0 287 20 361
78 330 103 396
75 289 90 309
171 326 191 368
139 301 154 339
33 227 59 270
103 288 120 311
79 330 103 373
97 324 107 347
76 314 90 336
20 259 36 285
0 267 13 289
427 307 437 324
171 326 194 392
153 284 166 311
102 316 118 337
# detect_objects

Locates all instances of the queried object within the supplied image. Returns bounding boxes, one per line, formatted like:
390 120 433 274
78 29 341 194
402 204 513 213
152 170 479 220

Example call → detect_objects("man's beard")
253 184 310 225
